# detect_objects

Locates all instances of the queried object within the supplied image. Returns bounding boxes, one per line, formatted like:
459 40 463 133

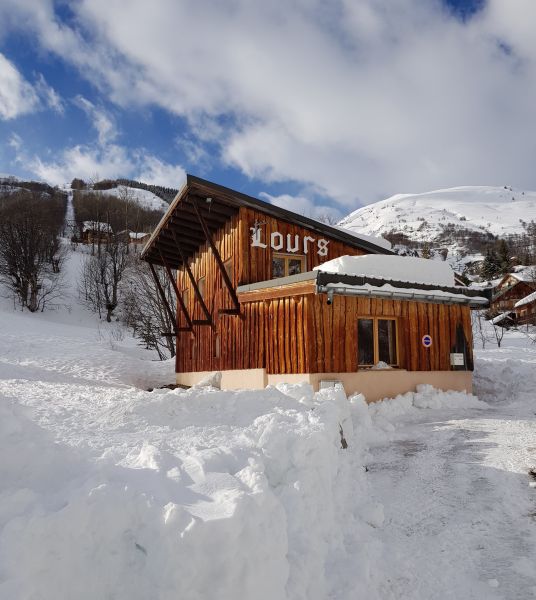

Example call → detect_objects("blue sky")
1 0 535 219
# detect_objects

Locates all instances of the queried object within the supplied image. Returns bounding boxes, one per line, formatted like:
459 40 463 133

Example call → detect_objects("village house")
81 220 114 244
491 268 536 313
514 290 536 326
116 229 151 245
141 175 488 402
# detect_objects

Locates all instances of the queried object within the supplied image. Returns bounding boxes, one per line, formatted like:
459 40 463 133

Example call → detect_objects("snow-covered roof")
313 255 455 287
82 221 113 233
491 311 515 325
321 281 487 306
129 232 149 239
514 290 536 308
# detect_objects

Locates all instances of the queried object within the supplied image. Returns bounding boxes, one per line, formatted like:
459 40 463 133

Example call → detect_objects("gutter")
316 283 489 307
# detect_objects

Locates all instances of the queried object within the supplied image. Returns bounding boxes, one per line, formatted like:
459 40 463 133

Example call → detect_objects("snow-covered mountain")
341 186 536 241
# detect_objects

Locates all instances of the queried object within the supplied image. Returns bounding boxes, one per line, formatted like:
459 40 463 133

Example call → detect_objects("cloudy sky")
0 0 534 218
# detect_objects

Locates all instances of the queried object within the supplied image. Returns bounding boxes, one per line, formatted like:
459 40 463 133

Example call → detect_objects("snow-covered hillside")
341 185 535 244
78 185 169 211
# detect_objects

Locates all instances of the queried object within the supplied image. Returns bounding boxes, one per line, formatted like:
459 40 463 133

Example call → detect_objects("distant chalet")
141 175 487 401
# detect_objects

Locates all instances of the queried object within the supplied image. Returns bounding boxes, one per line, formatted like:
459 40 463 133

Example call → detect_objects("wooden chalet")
491 271 536 312
81 221 113 244
141 175 488 402
514 290 536 326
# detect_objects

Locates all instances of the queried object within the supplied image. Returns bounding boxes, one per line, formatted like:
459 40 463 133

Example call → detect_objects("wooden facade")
173 204 374 374
491 280 536 312
142 175 483 393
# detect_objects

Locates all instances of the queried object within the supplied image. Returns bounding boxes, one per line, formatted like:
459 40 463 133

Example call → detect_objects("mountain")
340 186 536 272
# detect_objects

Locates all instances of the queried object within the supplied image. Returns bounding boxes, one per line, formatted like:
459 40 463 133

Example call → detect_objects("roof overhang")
237 270 490 307
141 174 393 268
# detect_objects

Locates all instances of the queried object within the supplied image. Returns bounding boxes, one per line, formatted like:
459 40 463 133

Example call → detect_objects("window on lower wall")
272 253 306 279
358 317 398 367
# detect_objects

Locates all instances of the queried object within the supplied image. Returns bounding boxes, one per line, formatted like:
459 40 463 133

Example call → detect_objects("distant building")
81 221 113 244
116 229 151 245
491 269 536 313
514 290 536 326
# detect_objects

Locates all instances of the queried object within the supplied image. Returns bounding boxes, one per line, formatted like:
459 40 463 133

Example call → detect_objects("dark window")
223 258 233 282
358 317 398 367
272 256 285 279
378 319 398 364
288 258 303 276
358 319 374 365
197 276 206 299
272 254 305 279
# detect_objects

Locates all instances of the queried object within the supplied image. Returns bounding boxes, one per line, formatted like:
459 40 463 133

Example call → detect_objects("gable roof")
141 174 392 268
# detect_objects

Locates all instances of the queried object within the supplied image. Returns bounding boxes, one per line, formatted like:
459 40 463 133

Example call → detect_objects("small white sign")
450 353 465 366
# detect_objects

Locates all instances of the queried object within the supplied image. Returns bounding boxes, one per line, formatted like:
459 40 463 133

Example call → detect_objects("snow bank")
0 375 490 600
314 254 455 287
0 381 358 600
365 384 488 432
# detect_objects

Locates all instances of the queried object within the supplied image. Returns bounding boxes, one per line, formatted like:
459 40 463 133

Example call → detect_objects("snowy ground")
1 243 535 598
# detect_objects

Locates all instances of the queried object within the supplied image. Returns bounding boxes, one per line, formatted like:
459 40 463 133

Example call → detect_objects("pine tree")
497 239 511 275
480 248 501 281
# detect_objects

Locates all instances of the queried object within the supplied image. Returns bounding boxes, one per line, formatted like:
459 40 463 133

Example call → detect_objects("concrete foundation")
176 368 473 403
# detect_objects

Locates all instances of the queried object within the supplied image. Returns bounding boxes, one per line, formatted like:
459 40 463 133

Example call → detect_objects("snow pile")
314 254 456 287
0 381 360 600
366 384 487 431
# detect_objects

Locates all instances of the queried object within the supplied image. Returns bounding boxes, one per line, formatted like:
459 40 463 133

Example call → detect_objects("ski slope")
340 186 536 243
76 185 168 211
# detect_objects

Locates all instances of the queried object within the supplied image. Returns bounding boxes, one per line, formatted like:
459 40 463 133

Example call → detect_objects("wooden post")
148 262 178 335
191 197 241 316
158 249 193 331
170 230 212 325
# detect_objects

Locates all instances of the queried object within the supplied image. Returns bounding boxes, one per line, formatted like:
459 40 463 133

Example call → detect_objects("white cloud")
135 154 186 188
35 74 64 114
0 53 39 119
259 191 343 222
74 95 117 146
21 138 185 189
0 52 64 120
3 0 536 205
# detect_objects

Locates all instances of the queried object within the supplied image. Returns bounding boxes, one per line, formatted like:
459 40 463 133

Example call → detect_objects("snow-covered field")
1 246 535 598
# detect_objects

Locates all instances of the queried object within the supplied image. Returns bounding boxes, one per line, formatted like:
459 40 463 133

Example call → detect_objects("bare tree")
121 259 176 359
0 191 66 311
79 238 130 322
471 310 494 349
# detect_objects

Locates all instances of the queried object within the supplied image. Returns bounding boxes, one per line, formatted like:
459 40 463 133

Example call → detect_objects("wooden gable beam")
147 262 179 336
158 249 193 332
171 230 212 326
191 197 241 316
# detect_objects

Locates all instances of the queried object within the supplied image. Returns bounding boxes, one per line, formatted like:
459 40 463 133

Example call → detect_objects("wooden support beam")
158 249 193 331
171 230 212 326
191 197 241 316
148 262 178 335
